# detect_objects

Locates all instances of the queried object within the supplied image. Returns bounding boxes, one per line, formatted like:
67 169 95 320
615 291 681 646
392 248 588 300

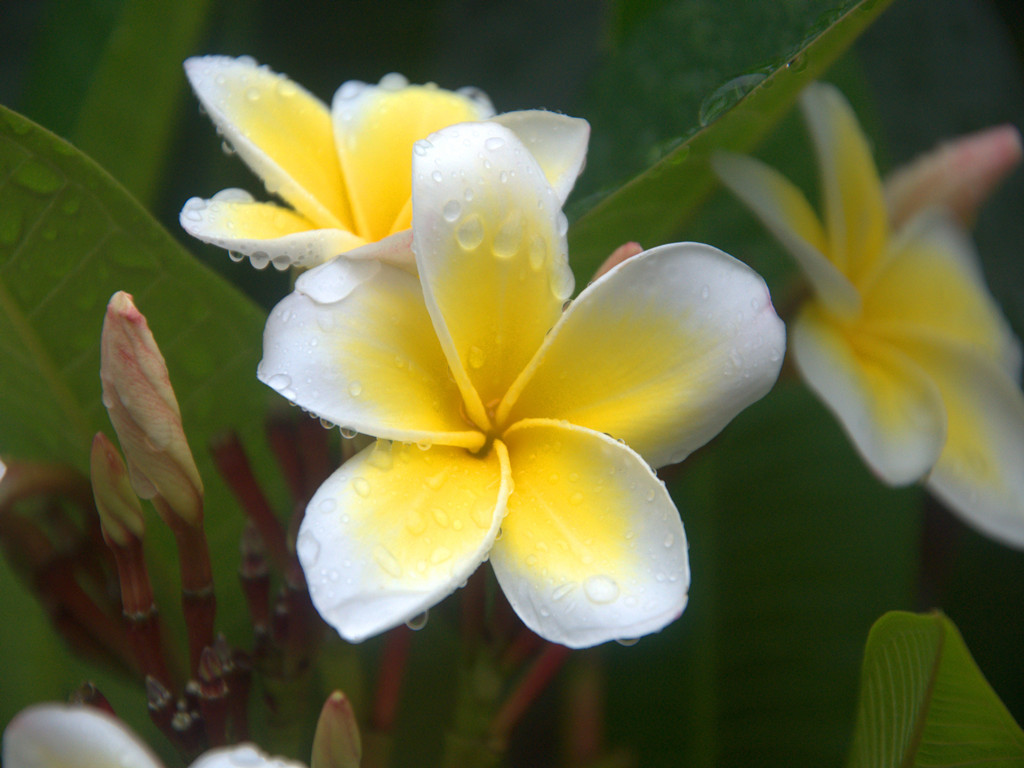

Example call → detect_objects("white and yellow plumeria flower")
714 82 1024 548
2 704 304 768
258 120 785 647
179 56 587 271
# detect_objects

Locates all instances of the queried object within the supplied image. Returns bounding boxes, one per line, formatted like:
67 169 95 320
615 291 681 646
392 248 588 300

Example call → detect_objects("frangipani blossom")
179 56 587 270
258 120 785 647
714 82 1024 547
2 704 304 768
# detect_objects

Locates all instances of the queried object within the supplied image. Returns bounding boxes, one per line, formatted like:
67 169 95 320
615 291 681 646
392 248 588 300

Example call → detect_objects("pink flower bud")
100 292 203 526
884 124 1023 229
89 432 145 547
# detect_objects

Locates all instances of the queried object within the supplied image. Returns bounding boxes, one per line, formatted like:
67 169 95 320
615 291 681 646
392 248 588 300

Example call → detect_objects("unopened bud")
885 124 1023 229
100 291 203 525
90 433 145 547
311 691 362 768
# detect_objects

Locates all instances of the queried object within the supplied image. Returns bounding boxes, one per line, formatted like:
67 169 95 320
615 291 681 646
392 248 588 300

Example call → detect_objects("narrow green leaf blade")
569 0 894 274
849 611 1024 768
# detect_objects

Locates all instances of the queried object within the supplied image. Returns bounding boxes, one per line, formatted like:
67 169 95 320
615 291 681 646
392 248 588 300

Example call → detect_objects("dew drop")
552 582 576 601
348 380 363 397
527 235 547 270
319 418 335 430
245 86 261 101
352 477 371 497
549 263 575 301
406 509 428 535
373 545 403 577
266 373 292 392
406 610 429 630
471 505 492 529
429 546 452 565
583 575 620 604
615 637 640 647
455 213 484 250
442 199 461 221
413 139 431 156
645 488 656 503
468 345 486 369
569 491 584 505
698 73 767 127
340 426 358 439
700 284 710 300
296 530 321 565
663 533 675 548
556 212 569 236
431 170 444 184
431 507 450 527
493 209 523 259
228 250 245 263
484 136 506 151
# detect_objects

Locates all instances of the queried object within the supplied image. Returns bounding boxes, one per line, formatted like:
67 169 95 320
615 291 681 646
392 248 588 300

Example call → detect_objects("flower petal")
800 82 889 285
333 74 494 242
297 439 511 642
190 744 306 768
2 704 163 768
861 209 1021 377
712 151 860 316
909 338 1024 548
499 243 785 468
792 303 946 485
492 110 590 204
184 55 351 229
180 190 364 270
258 257 484 450
413 121 571 427
491 420 688 648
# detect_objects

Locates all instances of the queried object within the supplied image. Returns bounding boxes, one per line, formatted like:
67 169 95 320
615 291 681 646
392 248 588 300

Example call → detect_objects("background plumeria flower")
179 56 588 271
714 82 1024 548
258 120 785 647
2 704 305 768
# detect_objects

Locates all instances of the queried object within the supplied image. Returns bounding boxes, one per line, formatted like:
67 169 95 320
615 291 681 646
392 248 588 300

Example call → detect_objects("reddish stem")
372 626 412 732
490 643 571 745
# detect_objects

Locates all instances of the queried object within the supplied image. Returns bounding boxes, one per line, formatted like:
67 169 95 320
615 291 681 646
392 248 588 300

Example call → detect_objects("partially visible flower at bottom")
714 81 1024 547
2 704 305 768
258 120 786 647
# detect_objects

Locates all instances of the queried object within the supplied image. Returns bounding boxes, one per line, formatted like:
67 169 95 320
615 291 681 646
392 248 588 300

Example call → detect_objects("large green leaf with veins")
568 0 894 275
848 611 1024 768
0 103 282 727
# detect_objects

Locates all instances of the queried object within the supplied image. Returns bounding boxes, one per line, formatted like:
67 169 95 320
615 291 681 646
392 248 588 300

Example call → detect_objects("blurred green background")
2 1 1023 766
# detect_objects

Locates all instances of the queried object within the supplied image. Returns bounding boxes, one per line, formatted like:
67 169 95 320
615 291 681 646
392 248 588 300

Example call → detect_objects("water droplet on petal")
352 477 371 497
455 213 485 250
296 530 321 565
442 199 461 221
616 637 640 647
663 533 675 548
484 136 506 151
429 546 452 564
700 284 710 300
431 507 450 527
528 235 547 270
406 610 429 630
493 209 523 259
583 575 620 604
267 373 292 392
348 380 363 397
373 545 403 577
468 345 486 369
552 582 576 601
431 170 444 184
340 426 358 439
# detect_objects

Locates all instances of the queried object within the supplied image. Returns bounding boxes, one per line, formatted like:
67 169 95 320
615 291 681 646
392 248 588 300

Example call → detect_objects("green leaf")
848 611 1024 768
0 104 283 725
568 0 894 276
71 0 213 206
